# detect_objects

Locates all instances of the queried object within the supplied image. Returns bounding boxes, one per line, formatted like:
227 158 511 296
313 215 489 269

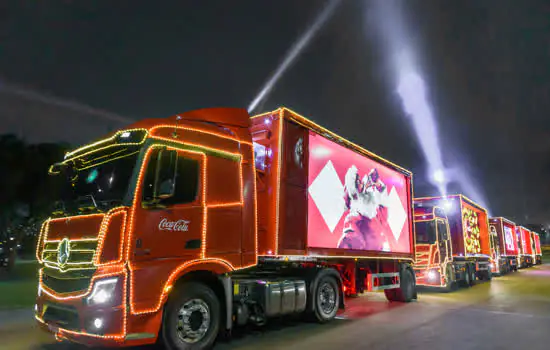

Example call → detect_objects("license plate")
48 324 59 333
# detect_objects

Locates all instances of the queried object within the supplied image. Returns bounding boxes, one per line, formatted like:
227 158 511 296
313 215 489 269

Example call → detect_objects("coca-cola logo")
159 218 190 232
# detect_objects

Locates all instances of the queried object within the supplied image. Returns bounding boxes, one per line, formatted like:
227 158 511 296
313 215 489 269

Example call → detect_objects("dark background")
1 0 549 231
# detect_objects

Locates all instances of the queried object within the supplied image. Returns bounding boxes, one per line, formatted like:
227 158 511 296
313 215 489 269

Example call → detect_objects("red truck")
488 217 519 273
35 107 417 349
413 194 492 291
516 226 534 268
531 231 542 265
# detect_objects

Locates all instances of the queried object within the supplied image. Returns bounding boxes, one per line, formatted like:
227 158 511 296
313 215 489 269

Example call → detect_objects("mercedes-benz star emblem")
58 238 70 266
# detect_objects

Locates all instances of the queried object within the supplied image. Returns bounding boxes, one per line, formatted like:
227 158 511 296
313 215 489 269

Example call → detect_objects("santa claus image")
337 165 393 251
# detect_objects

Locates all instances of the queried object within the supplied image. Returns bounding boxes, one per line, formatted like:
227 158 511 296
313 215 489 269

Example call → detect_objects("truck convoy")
489 217 519 273
412 195 492 291
35 107 417 349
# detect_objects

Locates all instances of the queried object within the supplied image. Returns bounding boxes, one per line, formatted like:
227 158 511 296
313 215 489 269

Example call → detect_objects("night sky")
2 1 550 225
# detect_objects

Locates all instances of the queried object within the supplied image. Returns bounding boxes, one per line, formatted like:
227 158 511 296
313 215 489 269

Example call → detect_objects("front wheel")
162 282 220 350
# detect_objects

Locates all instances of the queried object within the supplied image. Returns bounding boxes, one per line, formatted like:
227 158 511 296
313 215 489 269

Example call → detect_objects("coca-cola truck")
488 217 519 273
413 195 492 291
35 107 416 349
516 226 534 268
533 232 542 264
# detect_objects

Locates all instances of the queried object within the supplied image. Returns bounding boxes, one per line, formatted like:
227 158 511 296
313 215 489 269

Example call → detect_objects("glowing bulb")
94 318 103 329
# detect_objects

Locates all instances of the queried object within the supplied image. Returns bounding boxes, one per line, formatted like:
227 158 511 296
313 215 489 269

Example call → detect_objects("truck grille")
42 272 92 294
42 239 98 270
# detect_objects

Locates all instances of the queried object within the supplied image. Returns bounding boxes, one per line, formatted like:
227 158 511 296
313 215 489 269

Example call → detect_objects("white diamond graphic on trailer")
386 186 407 242
308 160 346 233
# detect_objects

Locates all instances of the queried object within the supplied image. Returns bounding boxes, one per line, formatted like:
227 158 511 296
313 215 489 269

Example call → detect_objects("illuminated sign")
307 132 411 253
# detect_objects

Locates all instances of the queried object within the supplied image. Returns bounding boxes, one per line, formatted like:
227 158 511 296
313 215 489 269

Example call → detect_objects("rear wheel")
469 265 476 286
312 275 339 323
162 282 220 350
462 265 471 287
384 268 415 302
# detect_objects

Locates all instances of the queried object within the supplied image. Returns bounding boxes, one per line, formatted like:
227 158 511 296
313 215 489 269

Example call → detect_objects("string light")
274 110 284 255
64 128 148 159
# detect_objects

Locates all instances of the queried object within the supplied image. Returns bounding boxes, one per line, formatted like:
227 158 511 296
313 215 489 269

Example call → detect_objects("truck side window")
142 149 200 205
167 156 199 205
437 221 448 241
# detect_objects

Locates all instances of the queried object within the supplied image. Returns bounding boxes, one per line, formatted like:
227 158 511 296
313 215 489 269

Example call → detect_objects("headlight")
426 270 438 281
0 247 4 254
87 278 118 305
489 263 494 269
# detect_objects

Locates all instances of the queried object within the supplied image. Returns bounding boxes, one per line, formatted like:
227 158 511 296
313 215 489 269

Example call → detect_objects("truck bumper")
414 268 444 287
35 293 128 347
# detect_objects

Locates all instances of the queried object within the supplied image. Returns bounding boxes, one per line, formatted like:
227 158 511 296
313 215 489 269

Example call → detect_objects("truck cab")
413 206 452 288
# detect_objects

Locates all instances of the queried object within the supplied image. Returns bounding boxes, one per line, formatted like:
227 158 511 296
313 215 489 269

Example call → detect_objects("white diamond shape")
308 160 345 233
386 186 407 241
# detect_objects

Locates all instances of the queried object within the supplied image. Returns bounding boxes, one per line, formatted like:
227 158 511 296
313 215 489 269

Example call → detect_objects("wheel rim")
318 282 337 316
176 298 211 344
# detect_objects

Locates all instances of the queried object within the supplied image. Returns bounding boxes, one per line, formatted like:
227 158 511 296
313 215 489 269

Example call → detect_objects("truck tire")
461 265 471 287
312 274 340 323
443 265 454 292
384 268 415 302
468 265 476 286
162 282 220 350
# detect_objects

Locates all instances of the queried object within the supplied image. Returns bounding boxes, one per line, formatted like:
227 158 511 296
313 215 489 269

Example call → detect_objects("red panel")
461 202 490 256
524 230 533 255
502 221 519 256
306 131 412 254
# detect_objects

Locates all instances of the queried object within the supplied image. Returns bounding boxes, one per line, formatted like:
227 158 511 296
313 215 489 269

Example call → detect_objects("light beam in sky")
248 0 342 113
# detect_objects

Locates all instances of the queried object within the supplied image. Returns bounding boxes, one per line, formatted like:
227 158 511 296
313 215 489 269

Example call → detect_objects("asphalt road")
2 264 550 350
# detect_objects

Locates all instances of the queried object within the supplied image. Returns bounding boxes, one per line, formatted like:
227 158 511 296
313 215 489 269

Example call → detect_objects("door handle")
185 239 201 249
134 249 151 256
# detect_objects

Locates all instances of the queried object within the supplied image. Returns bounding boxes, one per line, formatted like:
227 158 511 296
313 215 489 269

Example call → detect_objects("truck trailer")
35 107 417 349
516 226 534 268
489 217 519 273
413 195 492 291
532 231 542 265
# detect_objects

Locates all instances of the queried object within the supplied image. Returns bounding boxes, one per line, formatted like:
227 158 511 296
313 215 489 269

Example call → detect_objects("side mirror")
154 149 178 200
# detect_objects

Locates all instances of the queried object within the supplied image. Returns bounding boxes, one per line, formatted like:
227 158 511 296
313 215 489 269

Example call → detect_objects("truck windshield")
50 146 140 214
415 221 436 244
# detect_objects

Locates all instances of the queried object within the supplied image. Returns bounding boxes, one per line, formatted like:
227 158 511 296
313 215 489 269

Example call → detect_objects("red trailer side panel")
251 108 415 260
534 233 542 255
502 220 519 256
516 227 530 255
306 130 413 254
523 228 534 255
461 200 490 256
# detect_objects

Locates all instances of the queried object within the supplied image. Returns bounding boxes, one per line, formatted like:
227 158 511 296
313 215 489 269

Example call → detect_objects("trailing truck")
489 217 519 273
532 231 542 265
35 107 417 349
516 226 534 268
413 195 492 291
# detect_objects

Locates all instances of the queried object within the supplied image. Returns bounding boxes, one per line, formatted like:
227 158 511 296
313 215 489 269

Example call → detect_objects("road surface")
2 264 550 350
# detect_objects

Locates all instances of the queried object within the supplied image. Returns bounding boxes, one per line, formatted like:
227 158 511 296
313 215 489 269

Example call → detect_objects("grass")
0 261 39 310
542 245 550 264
